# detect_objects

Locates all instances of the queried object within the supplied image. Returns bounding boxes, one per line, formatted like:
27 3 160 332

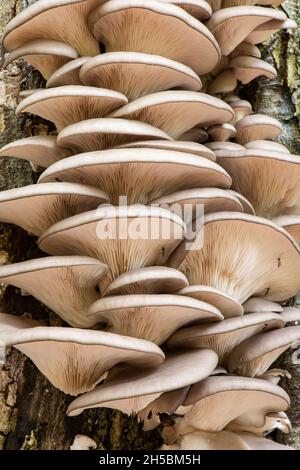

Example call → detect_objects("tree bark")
0 0 299 450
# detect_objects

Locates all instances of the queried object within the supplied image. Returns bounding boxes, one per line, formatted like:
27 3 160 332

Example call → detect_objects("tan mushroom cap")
177 285 243 318
56 119 172 154
243 297 283 314
229 190 255 215
227 411 292 436
109 91 234 139
280 307 300 325
230 42 261 59
206 6 287 56
179 127 208 143
208 71 238 95
258 368 291 385
246 18 296 45
38 205 186 284
90 0 221 75
38 149 231 205
273 214 300 246
245 140 290 154
0 256 109 328
216 149 300 218
152 188 243 222
167 312 283 363
229 56 277 84
2 0 102 56
67 349 219 417
117 140 216 161
230 100 252 124
16 86 128 132
4 39 79 80
0 313 164 395
207 123 237 142
0 182 109 236
80 52 202 101
174 375 290 435
89 294 223 344
227 326 300 377
235 114 283 144
168 212 300 303
46 57 90 88
104 267 189 296
160 0 212 21
0 135 71 169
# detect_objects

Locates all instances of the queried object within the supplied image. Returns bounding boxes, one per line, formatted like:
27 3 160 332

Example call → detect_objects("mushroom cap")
2 0 102 56
0 135 70 168
88 294 223 344
175 375 289 434
229 56 277 84
91 0 221 75
151 188 243 222
0 256 108 328
245 18 296 45
66 349 219 416
234 432 294 450
0 313 164 395
16 86 128 131
0 182 109 236
230 100 253 124
104 267 189 296
280 307 300 325
38 205 186 284
230 42 261 59
258 368 292 385
168 211 300 303
179 127 208 143
117 140 216 161
57 118 172 153
109 91 234 139
160 0 212 21
205 141 244 151
245 140 290 154
235 114 283 144
243 297 283 314
207 123 237 142
227 325 300 377
80 52 202 101
177 285 243 318
4 39 79 79
228 190 255 215
206 6 287 56
38 149 231 205
167 312 284 363
216 148 300 218
208 70 238 95
226 411 292 436
46 57 90 88
272 214 300 246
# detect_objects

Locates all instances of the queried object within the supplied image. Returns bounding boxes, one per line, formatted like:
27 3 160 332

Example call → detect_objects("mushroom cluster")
1 0 299 451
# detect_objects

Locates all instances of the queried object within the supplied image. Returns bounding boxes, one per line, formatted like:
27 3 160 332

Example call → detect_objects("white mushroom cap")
0 182 109 236
228 190 255 215
109 91 234 139
246 18 296 45
229 100 252 124
0 313 164 395
230 42 261 59
257 368 292 385
88 294 223 344
226 411 292 436
168 212 300 303
273 214 300 247
160 0 212 21
208 71 238 95
0 256 108 328
38 149 231 205
46 57 90 87
104 267 189 296
227 326 300 377
243 297 283 314
0 135 71 168
229 56 277 84
80 52 202 101
280 307 300 325
66 349 219 416
207 123 237 142
167 312 284 363
245 140 290 154
179 127 208 143
205 141 244 151
177 285 243 318
90 0 221 75
235 114 283 144
2 0 103 56
38 205 186 284
16 86 128 131
4 39 79 79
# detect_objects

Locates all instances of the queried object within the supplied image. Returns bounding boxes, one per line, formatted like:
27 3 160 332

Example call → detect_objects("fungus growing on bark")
235 114 283 144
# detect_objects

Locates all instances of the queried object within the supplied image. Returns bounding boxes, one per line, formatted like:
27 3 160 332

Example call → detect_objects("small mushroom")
0 256 108 327
273 215 300 247
80 52 201 101
0 182 109 236
179 127 208 143
4 39 79 79
243 297 283 314
208 70 238 96
257 368 292 384
66 349 219 417
46 57 90 87
16 86 128 131
235 114 283 144
227 411 292 436
205 141 244 151
246 18 296 44
109 91 234 139
90 0 221 75
280 307 300 325
0 312 164 395
207 123 237 142
229 56 277 84
228 190 255 215
230 42 261 59
167 312 284 363
160 0 212 21
245 140 290 153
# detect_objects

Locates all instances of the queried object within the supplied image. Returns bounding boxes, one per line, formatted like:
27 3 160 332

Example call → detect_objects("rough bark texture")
0 0 299 450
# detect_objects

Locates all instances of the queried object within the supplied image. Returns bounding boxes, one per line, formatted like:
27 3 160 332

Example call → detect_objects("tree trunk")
0 0 299 450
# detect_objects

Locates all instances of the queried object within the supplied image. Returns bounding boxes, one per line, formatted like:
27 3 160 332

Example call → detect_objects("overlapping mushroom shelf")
1 0 299 451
